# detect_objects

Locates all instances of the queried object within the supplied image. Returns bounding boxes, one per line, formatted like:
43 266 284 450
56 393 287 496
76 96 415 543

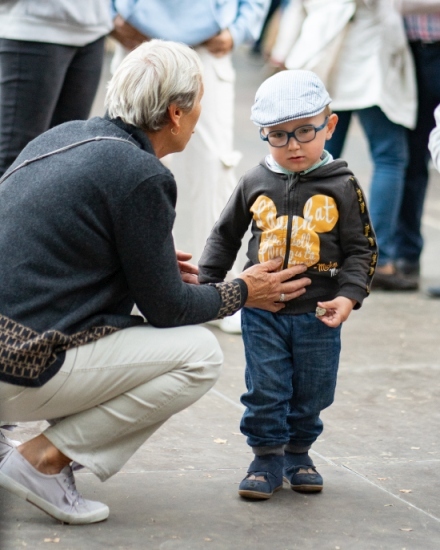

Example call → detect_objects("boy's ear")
326 113 338 139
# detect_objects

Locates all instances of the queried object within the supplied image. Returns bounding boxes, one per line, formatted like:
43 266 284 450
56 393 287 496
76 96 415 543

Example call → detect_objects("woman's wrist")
208 279 247 319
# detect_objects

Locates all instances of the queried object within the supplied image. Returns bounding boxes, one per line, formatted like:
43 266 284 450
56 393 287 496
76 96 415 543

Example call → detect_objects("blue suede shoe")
238 454 284 500
283 452 323 493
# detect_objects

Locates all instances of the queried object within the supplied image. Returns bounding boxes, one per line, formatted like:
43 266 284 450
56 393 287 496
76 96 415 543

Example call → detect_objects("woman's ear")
168 103 182 134
326 113 338 139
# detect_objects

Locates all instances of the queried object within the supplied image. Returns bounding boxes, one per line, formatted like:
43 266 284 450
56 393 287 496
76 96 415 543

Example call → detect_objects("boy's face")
261 112 338 173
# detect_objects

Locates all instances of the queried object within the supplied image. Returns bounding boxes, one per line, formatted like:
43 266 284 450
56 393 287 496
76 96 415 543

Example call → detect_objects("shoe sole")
283 476 323 493
238 484 283 500
0 470 109 524
291 485 323 493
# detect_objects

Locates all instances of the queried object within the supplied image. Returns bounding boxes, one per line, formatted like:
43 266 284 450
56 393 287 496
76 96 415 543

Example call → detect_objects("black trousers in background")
0 36 105 176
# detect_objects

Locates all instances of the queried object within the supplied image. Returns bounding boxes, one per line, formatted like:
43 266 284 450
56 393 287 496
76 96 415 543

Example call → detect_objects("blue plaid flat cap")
250 70 332 127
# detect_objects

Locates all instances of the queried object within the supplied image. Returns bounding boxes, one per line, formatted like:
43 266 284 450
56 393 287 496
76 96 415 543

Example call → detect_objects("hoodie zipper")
283 172 299 270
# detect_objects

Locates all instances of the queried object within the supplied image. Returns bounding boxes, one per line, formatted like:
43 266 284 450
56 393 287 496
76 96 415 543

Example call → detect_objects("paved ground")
1 46 440 550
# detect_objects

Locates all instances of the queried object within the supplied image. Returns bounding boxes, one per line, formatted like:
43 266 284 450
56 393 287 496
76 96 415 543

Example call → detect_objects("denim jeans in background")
395 41 440 265
240 307 341 451
326 106 409 266
0 37 105 176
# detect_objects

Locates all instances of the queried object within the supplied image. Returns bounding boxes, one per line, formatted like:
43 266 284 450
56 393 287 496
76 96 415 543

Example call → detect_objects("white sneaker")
0 429 19 461
0 448 109 524
219 310 242 334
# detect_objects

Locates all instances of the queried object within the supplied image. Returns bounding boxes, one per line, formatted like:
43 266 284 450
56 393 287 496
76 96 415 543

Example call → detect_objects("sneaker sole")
238 484 283 500
290 484 323 494
0 470 109 524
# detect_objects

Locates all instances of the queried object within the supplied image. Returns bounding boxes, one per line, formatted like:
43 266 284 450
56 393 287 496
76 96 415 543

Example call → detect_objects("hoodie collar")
265 149 334 176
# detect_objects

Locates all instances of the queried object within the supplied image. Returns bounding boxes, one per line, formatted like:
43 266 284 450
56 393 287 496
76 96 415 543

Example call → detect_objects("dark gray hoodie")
199 156 377 315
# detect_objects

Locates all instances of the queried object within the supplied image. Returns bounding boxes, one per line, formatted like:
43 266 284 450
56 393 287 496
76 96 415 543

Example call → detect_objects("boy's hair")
251 70 331 128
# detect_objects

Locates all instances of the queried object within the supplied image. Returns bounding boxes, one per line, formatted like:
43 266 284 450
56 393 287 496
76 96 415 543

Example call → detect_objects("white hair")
105 39 203 132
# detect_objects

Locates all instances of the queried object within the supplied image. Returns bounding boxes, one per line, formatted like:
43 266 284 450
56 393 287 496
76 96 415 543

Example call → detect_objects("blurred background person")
109 0 271 334
270 0 417 291
0 1 113 176
426 103 440 296
250 0 289 57
392 1 440 291
429 104 440 171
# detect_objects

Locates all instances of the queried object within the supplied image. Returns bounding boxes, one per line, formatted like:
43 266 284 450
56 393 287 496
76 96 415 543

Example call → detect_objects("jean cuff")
252 445 284 457
285 443 311 454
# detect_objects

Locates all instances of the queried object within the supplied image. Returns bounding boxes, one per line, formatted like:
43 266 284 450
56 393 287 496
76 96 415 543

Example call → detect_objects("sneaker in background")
219 310 242 334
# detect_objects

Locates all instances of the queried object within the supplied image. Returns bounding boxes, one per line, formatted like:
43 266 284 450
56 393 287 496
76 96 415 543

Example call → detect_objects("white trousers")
0 325 223 481
170 47 242 274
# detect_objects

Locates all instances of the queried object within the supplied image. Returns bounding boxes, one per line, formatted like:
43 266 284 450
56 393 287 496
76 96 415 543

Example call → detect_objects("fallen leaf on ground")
213 438 227 444
399 489 412 493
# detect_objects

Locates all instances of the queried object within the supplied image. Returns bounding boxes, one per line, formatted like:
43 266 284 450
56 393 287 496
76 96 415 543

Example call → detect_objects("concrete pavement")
1 46 440 550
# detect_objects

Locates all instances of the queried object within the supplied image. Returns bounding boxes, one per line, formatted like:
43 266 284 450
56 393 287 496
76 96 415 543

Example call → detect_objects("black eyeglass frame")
260 116 329 147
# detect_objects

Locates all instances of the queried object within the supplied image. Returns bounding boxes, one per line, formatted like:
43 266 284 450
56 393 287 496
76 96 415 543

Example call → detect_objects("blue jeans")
395 41 440 264
0 37 105 176
240 308 341 451
326 106 409 266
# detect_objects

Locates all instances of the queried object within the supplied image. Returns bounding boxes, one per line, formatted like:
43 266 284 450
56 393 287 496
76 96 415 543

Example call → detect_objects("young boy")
199 70 377 499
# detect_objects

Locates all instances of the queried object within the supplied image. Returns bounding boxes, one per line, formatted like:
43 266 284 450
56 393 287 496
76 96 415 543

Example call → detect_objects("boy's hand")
315 297 356 328
176 250 199 285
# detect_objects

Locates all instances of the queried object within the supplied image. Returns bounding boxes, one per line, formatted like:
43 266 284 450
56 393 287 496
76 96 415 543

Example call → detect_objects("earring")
171 128 179 135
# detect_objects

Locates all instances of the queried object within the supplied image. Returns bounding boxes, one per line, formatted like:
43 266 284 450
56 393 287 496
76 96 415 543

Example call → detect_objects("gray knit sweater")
0 116 246 387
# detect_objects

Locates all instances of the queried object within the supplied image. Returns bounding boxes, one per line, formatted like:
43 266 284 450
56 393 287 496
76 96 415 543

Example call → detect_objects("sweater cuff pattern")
209 281 242 319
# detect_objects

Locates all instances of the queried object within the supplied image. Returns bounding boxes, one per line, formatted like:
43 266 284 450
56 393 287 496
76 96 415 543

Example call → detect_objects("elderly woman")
0 40 310 525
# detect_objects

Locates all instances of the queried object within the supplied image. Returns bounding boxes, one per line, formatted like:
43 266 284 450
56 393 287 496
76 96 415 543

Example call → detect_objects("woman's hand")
315 297 356 328
176 250 199 285
238 258 311 312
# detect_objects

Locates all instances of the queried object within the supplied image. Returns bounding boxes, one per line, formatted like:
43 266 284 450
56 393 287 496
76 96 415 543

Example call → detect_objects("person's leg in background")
0 324 222 522
172 47 241 266
395 41 440 292
0 38 104 177
49 36 105 128
172 47 243 333
357 106 416 290
325 109 352 159
250 0 282 56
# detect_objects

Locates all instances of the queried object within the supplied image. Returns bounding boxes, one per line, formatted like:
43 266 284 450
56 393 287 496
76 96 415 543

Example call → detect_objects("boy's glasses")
260 116 329 147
